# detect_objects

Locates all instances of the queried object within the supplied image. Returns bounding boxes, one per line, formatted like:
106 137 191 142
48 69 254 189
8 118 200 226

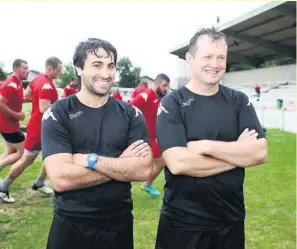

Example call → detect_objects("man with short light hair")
155 27 267 249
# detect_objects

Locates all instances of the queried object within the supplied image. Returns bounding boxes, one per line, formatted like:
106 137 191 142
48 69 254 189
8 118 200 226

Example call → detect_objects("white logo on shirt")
133 106 142 117
8 82 17 89
247 98 251 106
42 107 57 121
182 98 194 107
42 83 53 90
69 111 83 119
153 99 158 103
157 103 169 116
139 92 148 102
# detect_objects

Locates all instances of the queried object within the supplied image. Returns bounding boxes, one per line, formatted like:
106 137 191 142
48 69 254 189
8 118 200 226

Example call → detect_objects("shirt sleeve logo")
157 103 169 116
42 83 53 90
139 92 148 102
42 107 57 121
247 98 251 106
8 82 17 89
133 106 143 117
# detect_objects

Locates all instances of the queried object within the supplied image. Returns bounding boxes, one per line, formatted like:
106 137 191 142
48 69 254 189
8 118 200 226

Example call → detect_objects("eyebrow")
92 61 115 66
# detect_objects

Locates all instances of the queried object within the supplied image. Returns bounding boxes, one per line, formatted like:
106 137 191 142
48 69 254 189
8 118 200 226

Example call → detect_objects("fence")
255 107 296 133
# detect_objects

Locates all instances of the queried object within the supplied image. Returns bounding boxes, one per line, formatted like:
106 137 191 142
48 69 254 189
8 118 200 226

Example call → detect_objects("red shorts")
24 137 41 151
24 125 41 151
149 137 161 159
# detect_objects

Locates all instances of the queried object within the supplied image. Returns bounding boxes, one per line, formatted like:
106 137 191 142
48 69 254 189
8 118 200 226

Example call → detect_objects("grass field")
20 103 31 126
0 129 296 249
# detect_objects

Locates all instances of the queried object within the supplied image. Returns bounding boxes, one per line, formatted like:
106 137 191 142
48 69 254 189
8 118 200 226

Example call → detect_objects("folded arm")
44 153 110 192
163 147 235 177
201 138 267 167
94 151 153 181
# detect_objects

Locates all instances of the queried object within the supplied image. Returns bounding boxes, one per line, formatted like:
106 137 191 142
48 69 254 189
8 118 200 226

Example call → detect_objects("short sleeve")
41 102 73 160
156 94 188 153
39 82 55 101
238 93 266 139
130 92 148 109
127 105 150 146
64 86 70 97
0 82 17 100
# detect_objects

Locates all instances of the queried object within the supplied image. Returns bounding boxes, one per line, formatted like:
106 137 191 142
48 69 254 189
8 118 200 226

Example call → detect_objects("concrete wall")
222 64 296 87
255 107 296 133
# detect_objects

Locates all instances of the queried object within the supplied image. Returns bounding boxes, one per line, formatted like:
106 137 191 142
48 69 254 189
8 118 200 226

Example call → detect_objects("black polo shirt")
41 95 149 220
156 84 265 230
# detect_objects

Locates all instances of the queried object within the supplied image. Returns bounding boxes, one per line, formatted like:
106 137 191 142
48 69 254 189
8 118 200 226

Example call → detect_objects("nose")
209 58 219 68
100 68 110 79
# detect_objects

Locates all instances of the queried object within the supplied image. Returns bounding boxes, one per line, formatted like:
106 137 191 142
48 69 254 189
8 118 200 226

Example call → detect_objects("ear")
185 52 193 62
75 67 83 76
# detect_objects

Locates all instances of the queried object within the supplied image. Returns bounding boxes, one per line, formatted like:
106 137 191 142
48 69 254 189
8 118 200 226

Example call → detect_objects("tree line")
0 57 141 89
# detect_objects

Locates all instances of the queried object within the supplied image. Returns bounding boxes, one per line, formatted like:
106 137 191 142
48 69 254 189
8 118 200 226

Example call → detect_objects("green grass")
20 103 31 126
0 129 296 249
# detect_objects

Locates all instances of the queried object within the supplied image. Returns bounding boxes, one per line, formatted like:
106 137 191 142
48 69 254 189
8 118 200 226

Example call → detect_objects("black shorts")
0 131 25 144
46 212 134 249
155 214 245 249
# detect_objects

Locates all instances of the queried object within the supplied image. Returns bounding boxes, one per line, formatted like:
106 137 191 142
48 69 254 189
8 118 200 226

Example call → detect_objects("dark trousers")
46 212 133 249
155 214 245 249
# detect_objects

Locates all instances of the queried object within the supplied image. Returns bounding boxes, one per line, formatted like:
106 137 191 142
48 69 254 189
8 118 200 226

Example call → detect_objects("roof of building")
170 1 296 68
140 75 154 81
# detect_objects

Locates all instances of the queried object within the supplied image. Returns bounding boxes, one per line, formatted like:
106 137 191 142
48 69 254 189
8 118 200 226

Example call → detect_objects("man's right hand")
238 128 258 142
120 140 149 158
15 111 26 121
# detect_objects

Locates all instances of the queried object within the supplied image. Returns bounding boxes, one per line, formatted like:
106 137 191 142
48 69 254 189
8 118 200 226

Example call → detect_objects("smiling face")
186 34 227 86
78 48 116 97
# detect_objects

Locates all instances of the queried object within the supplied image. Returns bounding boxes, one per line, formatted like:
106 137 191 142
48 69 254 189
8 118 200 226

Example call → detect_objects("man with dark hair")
41 38 152 249
0 59 28 181
0 57 62 203
130 73 170 197
155 28 268 249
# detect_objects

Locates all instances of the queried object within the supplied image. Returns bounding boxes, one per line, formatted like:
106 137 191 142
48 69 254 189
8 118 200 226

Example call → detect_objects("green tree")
0 62 7 81
56 63 76 88
116 57 141 88
132 67 141 87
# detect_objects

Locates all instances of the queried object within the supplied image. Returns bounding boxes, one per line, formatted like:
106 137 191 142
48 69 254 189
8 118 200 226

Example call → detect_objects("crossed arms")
42 104 153 193
44 140 152 192
163 129 267 178
157 95 268 178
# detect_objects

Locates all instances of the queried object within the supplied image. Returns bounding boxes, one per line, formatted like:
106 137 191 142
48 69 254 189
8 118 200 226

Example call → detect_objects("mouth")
94 80 110 84
205 70 220 75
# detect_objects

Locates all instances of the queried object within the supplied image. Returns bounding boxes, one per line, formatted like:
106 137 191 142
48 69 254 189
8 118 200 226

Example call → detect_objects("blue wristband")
87 153 98 170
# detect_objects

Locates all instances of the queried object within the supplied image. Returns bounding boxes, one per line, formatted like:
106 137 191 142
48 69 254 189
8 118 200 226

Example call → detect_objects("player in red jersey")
131 79 148 98
0 57 62 203
112 88 123 101
130 74 170 197
62 78 78 97
0 59 29 173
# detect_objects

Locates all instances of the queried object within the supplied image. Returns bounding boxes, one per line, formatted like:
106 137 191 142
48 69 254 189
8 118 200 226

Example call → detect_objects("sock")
34 176 45 188
0 177 11 192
